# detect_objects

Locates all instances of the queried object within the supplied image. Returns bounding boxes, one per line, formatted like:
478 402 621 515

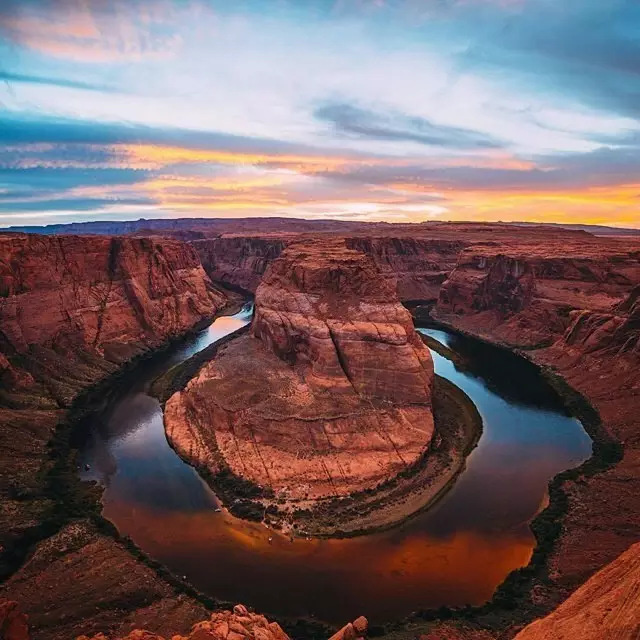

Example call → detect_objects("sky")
0 0 639 227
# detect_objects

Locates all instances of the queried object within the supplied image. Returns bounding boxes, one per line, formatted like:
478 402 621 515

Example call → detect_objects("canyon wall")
436 241 639 348
0 233 227 548
433 236 640 602
0 234 226 362
345 236 467 303
193 235 289 293
513 540 640 640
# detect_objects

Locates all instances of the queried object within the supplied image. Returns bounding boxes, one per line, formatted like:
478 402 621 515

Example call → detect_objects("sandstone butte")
164 237 435 504
2 222 640 640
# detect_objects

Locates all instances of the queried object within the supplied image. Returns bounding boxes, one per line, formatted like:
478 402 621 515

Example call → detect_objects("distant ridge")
3 216 639 237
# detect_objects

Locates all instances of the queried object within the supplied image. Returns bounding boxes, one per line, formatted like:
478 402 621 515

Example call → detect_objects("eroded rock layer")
436 240 640 348
193 235 290 293
165 238 435 503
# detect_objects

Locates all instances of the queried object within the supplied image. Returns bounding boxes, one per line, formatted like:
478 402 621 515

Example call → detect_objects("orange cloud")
1 1 182 62
440 183 640 226
120 144 353 171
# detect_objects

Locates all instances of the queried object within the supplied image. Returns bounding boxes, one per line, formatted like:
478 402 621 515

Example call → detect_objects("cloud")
0 1 638 227
0 113 360 166
0 71 114 93
315 102 503 150
452 0 640 119
0 196 153 213
0 0 182 63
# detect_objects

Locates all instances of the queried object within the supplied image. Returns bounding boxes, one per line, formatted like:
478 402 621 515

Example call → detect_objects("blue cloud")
452 0 640 119
0 112 347 157
315 102 504 150
0 197 153 213
0 71 114 92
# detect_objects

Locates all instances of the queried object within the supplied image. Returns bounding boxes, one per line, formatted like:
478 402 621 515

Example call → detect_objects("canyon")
0 220 639 640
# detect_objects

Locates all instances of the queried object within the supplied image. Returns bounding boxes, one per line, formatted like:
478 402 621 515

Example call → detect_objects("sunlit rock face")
252 238 434 402
435 240 640 348
562 285 640 356
165 238 435 502
0 234 227 360
345 236 466 303
514 541 640 640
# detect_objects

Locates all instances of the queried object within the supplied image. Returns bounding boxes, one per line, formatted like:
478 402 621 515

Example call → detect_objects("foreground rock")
514 541 640 640
0 598 368 640
165 238 435 521
0 520 209 640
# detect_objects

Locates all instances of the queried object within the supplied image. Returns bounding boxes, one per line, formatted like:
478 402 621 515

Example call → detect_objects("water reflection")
78 312 592 625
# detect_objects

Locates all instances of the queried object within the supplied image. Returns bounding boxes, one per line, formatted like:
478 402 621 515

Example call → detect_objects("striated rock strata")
436 239 640 348
1 520 209 640
165 238 435 508
193 235 290 293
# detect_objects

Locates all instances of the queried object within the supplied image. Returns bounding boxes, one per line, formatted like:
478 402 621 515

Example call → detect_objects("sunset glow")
1 0 638 227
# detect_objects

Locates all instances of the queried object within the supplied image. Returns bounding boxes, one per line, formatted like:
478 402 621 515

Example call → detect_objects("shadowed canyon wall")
0 233 227 554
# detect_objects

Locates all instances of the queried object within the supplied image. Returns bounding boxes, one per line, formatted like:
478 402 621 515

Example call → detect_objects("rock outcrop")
0 234 226 365
345 236 466 303
1 520 210 640
514 541 640 640
252 239 434 403
0 597 368 640
0 600 29 640
562 285 640 356
165 238 435 510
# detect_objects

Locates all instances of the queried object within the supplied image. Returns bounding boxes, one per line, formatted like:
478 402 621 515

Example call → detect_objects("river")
77 304 592 625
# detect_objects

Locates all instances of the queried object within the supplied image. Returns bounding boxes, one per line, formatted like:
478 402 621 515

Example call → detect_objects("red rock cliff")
0 233 227 547
252 238 434 402
0 234 226 361
345 236 467 303
436 240 640 347
513 541 640 640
